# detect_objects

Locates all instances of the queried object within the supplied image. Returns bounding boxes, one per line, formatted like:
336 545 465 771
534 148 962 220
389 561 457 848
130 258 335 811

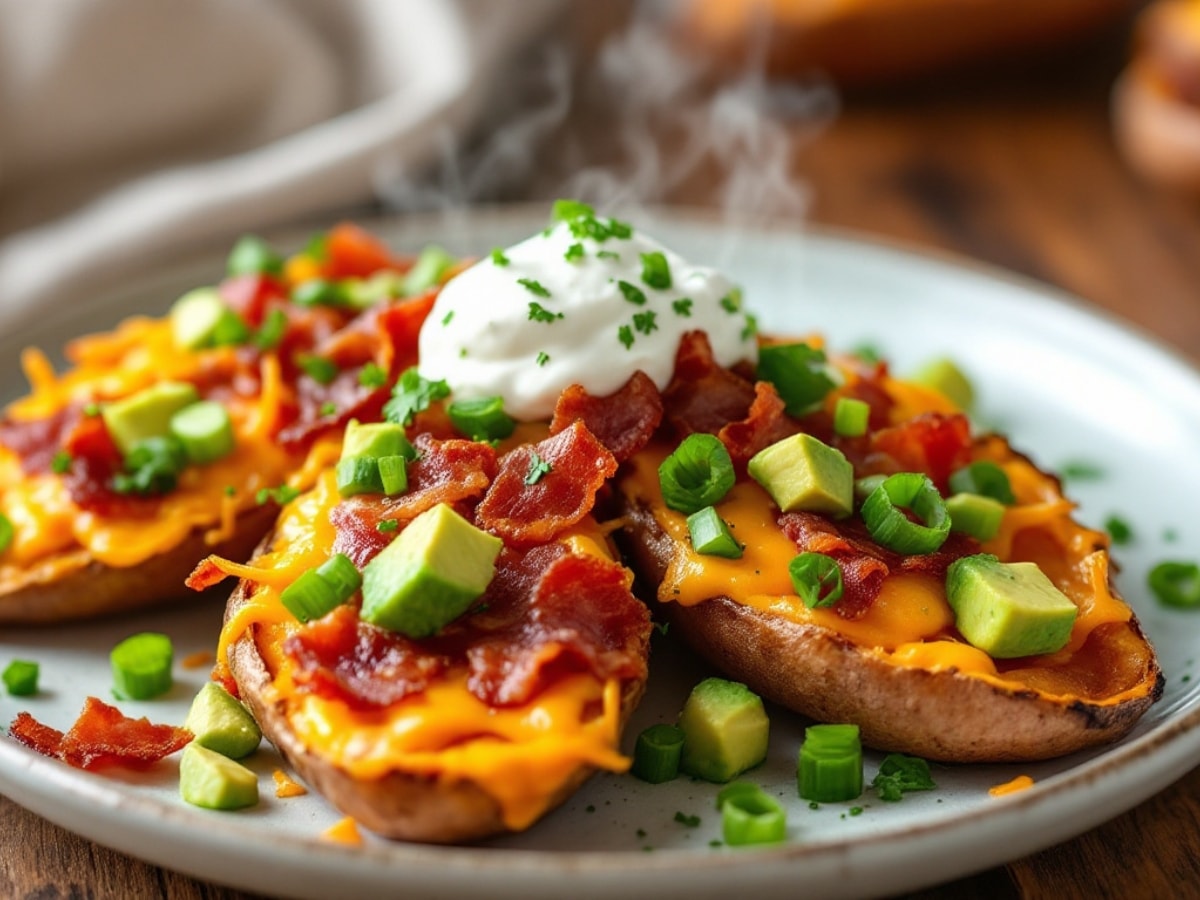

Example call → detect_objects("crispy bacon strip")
780 511 978 619
662 331 756 437
718 381 801 468
866 413 973 491
475 423 617 546
549 371 663 464
10 699 192 770
285 606 449 710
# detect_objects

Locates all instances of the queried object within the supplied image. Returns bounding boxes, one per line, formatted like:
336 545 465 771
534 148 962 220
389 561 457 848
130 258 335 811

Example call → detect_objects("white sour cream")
418 218 758 421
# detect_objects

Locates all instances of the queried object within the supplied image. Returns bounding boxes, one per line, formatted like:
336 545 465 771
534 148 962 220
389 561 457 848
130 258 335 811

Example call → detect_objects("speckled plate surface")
2 208 1199 900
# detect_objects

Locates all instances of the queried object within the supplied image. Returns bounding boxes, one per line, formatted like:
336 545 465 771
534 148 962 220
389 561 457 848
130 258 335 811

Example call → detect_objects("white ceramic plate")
2 209 1199 900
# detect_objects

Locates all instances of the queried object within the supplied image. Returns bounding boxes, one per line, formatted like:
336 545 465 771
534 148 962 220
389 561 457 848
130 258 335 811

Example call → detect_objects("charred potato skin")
619 496 1163 764
225 531 647 844
0 504 278 625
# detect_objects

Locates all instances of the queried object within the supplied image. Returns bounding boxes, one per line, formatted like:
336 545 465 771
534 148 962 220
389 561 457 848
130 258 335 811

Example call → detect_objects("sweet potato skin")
619 496 1163 764
225 530 647 844
0 504 278 625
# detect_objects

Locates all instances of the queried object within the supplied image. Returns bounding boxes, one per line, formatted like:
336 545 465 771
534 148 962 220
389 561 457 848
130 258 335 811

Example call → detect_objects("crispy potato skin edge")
226 530 647 844
0 504 279 625
618 496 1163 764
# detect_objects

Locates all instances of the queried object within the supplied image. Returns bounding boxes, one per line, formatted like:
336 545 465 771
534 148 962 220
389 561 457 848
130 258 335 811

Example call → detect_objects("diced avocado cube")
945 554 1077 659
340 420 415 462
946 493 1005 542
911 357 974 411
179 743 259 810
101 381 199 457
360 503 502 638
170 288 234 350
184 682 262 759
678 677 769 783
747 433 853 518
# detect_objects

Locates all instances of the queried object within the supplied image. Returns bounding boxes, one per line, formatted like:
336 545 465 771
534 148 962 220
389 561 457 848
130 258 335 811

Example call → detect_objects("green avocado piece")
747 433 853 517
360 503 503 638
340 419 415 462
946 554 1077 659
945 493 1006 542
184 682 262 759
678 677 769 783
911 357 974 411
179 743 259 810
170 288 227 350
101 381 199 457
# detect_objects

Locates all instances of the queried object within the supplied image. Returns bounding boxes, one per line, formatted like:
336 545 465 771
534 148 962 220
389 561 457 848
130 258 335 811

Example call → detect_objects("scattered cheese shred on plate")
322 816 362 845
989 775 1035 797
272 769 308 798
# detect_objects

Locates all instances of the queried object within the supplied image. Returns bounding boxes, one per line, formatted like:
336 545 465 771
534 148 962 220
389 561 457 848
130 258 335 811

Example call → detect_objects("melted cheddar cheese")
620 376 1155 708
0 317 341 590
218 470 630 832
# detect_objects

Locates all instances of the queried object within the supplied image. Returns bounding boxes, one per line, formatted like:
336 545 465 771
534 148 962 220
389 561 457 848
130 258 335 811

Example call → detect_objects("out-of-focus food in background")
1114 0 1200 194
677 0 1137 86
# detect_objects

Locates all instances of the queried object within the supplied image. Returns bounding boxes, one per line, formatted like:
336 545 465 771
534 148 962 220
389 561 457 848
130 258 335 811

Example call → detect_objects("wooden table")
5 10 1200 900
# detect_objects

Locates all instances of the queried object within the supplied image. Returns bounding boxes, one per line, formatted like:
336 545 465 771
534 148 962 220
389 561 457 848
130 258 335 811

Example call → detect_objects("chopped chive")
442 310 455 326
1105 515 1133 545
674 811 701 828
525 451 552 485
358 362 388 389
528 302 564 323
618 325 634 349
110 632 174 700
376 519 399 533
617 281 647 306
254 308 289 351
632 724 685 783
535 351 550 367
673 298 693 317
872 753 935 801
633 310 658 335
640 251 672 289
518 278 551 298
719 289 742 314
565 242 585 262
491 247 510 267
51 450 73 474
297 354 339 385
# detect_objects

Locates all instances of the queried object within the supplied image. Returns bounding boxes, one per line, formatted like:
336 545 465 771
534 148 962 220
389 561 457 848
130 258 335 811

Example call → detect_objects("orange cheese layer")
219 469 630 832
0 318 341 578
620 378 1150 706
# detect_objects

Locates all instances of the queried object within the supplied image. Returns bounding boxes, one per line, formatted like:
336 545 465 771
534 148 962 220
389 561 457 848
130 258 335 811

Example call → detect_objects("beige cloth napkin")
0 0 559 329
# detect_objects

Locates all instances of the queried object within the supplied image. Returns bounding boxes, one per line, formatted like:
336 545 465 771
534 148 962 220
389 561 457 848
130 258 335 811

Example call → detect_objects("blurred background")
4 0 1200 357
3 1 1200 897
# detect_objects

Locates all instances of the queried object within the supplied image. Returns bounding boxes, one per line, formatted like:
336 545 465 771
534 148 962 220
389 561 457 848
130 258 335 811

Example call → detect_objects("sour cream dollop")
418 216 759 421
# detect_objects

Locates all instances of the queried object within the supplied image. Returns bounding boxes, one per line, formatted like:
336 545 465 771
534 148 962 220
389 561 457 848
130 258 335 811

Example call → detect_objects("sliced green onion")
658 434 736 514
358 362 389 389
170 401 235 465
872 753 936 801
227 235 283 277
377 454 408 496
833 397 870 437
948 461 1015 505
552 198 595 222
686 507 743 559
111 436 188 497
640 251 672 289
797 723 863 802
292 278 348 308
404 245 455 295
316 553 362 601
297 354 339 385
336 456 382 497
279 570 339 623
854 474 887 504
524 451 552 485
377 519 399 533
789 552 844 608
617 280 647 306
2 660 39 696
0 513 12 554
211 310 251 347
945 493 1005 542
340 272 405 310
447 396 516 442
861 473 951 554
756 343 838 417
631 723 685 783
1105 515 1133 545
254 308 289 351
716 783 786 846
110 633 174 700
1148 561 1200 609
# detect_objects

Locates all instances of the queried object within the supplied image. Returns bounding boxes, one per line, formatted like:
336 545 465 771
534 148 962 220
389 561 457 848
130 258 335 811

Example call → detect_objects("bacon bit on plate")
549 370 663 464
9 698 192 770
476 422 618 546
273 769 309 798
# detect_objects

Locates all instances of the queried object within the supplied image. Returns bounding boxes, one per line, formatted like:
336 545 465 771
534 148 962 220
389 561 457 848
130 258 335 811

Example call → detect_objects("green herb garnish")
383 367 450 427
524 451 552 485
518 277 551 299
640 251 672 290
633 310 658 335
618 281 647 306
358 362 388 389
51 451 73 475
618 325 634 350
528 302 564 324
256 484 301 506
491 248 510 267
673 298 693 317
565 242 585 262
